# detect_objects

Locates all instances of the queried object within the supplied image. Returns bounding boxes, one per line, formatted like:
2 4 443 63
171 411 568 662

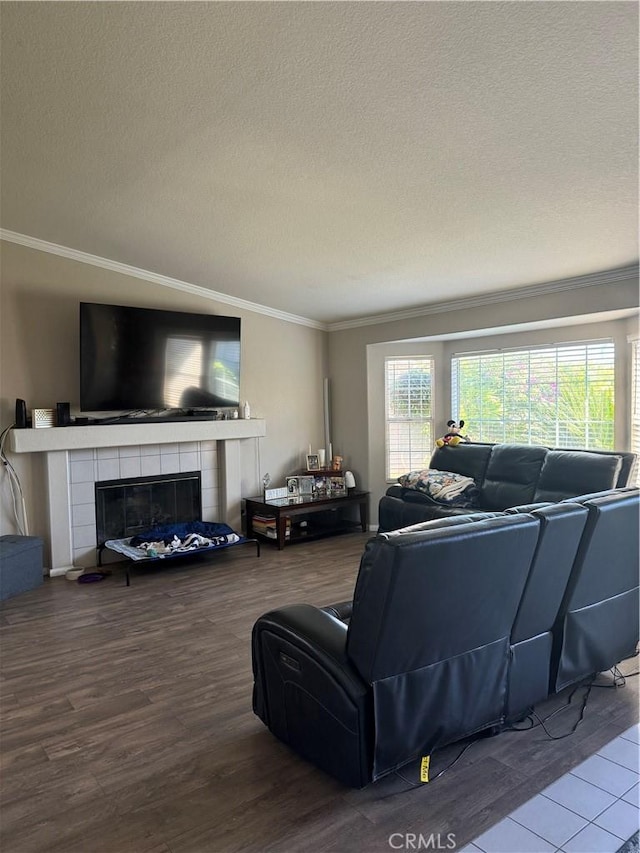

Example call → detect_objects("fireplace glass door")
95 472 202 545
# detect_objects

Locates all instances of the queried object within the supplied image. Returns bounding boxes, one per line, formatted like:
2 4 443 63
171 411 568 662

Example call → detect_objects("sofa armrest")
322 600 354 623
252 604 373 788
252 604 369 705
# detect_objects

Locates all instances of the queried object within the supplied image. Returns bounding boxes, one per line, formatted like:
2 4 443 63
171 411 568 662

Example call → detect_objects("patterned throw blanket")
133 531 240 558
397 469 480 506
106 521 242 561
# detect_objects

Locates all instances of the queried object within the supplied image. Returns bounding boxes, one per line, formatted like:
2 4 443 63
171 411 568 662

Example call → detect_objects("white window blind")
451 341 615 449
631 338 640 485
385 357 433 479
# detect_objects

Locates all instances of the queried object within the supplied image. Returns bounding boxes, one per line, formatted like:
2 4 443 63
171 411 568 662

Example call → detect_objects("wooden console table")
245 491 369 550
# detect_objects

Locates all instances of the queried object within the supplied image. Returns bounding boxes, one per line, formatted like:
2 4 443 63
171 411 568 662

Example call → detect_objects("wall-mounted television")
80 302 241 412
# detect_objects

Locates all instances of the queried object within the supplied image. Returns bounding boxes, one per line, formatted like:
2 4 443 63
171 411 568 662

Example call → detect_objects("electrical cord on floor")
392 738 480 791
390 658 637 794
508 714 536 731
509 662 635 739
592 665 628 688
607 652 640 680
430 739 478 781
506 678 592 734
390 658 638 793
530 678 595 740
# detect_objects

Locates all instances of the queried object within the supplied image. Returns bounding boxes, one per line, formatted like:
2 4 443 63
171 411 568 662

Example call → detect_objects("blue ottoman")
0 535 44 601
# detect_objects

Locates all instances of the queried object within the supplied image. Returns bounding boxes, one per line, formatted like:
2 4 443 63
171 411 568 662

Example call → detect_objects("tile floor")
462 724 639 853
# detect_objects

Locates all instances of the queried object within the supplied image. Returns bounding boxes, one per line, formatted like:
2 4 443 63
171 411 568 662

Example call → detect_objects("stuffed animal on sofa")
436 420 469 448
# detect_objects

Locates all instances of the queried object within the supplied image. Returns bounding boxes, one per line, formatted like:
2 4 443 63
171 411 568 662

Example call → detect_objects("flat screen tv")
80 302 241 412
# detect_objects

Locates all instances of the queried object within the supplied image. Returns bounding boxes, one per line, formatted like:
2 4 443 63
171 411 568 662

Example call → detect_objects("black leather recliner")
551 488 640 692
252 488 639 787
252 513 540 787
503 502 589 718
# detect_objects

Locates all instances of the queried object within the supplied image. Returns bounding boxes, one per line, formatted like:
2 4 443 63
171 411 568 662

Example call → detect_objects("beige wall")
2 239 638 548
329 277 639 516
0 241 329 542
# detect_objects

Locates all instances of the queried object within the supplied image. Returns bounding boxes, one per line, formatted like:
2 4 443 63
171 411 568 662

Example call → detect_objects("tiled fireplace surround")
9 419 266 575
70 443 213 567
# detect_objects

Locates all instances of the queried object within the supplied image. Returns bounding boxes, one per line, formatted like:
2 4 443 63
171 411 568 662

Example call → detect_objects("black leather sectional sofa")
252 485 639 788
379 443 635 531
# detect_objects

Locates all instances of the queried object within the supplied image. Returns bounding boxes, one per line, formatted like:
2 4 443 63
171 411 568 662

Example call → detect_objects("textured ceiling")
1 2 637 325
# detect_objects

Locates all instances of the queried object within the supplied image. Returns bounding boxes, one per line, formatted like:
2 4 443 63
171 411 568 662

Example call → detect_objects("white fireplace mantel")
9 419 265 453
10 419 266 574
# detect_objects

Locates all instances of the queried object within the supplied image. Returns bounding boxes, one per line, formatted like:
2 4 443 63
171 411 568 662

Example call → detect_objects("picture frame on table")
306 453 320 471
286 476 299 497
330 476 346 494
314 475 328 495
298 476 315 496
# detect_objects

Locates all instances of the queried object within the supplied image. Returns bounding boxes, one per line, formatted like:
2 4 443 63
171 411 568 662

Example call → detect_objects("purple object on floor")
78 572 105 583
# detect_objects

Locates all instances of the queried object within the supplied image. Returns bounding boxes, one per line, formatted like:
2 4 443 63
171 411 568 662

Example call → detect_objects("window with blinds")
631 339 640 484
385 357 433 479
451 341 615 449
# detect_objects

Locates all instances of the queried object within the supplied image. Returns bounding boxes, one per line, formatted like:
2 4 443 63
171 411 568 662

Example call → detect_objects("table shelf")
245 491 369 550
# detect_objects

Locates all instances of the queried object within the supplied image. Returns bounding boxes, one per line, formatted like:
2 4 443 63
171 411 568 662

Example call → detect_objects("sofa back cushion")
552 448 636 488
347 514 539 681
481 444 548 510
429 443 493 486
509 503 589 643
346 513 540 778
533 450 622 502
561 489 639 611
553 489 640 691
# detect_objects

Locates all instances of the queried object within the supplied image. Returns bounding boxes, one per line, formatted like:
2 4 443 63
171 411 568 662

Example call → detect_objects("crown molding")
2 229 637 333
328 264 640 331
0 229 327 331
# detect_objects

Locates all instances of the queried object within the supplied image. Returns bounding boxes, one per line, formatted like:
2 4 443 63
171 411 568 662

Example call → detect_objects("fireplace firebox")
95 472 202 548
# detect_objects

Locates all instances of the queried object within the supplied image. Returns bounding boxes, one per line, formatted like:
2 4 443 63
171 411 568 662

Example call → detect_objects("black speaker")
15 398 27 429
56 402 71 426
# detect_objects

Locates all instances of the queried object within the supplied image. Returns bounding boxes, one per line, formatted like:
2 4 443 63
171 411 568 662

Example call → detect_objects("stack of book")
251 514 291 540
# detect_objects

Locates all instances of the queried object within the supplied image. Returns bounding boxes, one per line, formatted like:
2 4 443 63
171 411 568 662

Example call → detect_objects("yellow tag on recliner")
420 755 430 782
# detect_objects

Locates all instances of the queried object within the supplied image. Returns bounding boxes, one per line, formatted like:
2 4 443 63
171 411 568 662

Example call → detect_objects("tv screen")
80 303 241 412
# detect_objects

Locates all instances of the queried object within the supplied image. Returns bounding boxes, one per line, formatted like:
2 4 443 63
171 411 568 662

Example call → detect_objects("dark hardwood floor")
1 532 638 853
